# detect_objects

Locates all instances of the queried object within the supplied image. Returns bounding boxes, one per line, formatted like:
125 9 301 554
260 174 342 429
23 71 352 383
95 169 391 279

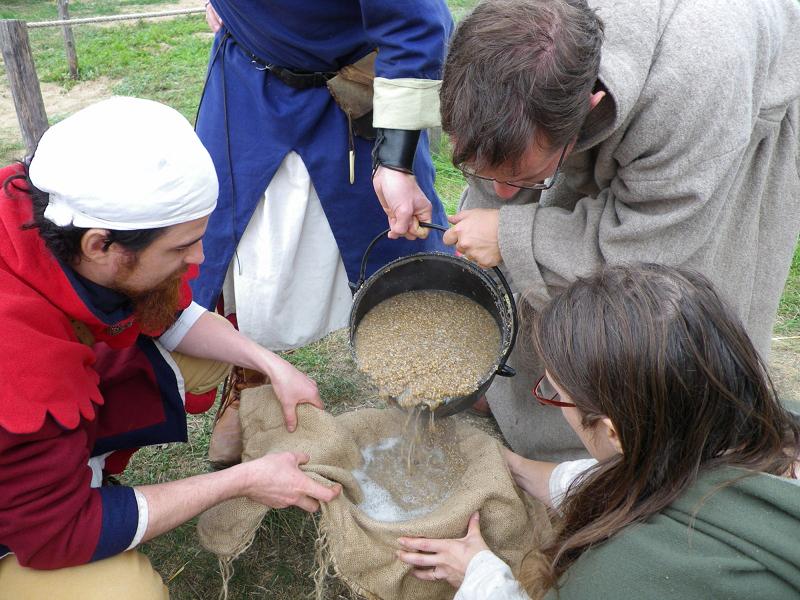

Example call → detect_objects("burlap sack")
198 386 546 600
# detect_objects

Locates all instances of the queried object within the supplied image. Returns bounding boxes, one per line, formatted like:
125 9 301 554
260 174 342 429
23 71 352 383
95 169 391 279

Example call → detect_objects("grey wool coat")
461 0 800 461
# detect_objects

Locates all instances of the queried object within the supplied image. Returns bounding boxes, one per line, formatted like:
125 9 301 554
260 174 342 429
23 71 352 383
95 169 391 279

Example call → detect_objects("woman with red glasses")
398 264 800 599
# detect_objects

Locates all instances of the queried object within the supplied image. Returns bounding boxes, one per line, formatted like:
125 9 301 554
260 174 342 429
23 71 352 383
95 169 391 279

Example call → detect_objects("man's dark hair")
441 0 604 170
2 157 166 265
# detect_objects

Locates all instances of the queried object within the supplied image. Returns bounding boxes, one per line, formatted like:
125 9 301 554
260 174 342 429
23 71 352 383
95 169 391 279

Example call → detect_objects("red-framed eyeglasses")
533 375 576 407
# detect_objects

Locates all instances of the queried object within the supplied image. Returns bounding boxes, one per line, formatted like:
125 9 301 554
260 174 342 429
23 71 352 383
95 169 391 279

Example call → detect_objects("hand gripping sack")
198 386 547 600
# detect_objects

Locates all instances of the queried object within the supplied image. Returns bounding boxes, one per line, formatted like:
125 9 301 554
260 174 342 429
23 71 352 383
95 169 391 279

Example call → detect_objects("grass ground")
776 248 800 335
0 1 798 597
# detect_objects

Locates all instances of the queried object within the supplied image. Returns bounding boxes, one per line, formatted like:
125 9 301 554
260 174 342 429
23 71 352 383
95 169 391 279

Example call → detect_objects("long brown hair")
524 264 800 592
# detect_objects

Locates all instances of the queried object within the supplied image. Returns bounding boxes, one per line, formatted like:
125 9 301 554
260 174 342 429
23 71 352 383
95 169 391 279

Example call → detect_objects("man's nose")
186 241 205 265
493 181 520 199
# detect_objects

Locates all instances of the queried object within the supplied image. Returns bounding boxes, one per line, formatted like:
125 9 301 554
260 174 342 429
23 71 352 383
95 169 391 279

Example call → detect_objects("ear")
79 229 115 264
588 90 606 112
599 416 623 455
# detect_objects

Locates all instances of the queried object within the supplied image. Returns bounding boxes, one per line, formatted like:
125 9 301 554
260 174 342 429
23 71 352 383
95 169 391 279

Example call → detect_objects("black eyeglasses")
458 144 569 191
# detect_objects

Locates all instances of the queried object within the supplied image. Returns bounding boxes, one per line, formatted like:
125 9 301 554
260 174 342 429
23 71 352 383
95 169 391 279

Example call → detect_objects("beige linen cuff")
372 77 442 130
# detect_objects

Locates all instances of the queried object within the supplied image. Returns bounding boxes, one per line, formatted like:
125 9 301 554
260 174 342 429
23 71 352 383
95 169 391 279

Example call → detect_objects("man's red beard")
113 261 188 333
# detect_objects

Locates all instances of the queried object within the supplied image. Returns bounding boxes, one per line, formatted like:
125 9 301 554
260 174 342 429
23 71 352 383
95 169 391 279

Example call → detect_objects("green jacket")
547 468 800 599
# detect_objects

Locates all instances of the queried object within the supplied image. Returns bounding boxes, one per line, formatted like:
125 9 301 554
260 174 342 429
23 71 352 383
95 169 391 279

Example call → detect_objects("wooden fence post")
0 20 49 154
57 0 79 79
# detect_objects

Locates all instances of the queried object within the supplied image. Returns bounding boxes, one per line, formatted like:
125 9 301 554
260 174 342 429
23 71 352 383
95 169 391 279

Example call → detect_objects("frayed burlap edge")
197 496 269 599
217 532 257 600
313 512 377 600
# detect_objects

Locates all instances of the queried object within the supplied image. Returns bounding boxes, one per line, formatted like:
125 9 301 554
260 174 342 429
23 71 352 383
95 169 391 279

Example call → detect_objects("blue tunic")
192 0 454 310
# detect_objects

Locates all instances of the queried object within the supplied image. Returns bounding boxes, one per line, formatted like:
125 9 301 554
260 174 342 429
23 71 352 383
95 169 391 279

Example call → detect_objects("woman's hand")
504 447 558 506
264 356 324 433
396 512 489 588
503 447 527 486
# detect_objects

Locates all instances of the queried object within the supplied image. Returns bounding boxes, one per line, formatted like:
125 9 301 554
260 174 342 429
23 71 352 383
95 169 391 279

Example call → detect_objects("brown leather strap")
213 366 269 426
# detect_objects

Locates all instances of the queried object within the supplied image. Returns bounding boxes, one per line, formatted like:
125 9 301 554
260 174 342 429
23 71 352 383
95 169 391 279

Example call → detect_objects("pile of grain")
354 290 501 409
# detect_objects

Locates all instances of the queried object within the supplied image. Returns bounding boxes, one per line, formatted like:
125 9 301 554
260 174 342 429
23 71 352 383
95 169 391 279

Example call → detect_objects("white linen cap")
29 96 218 231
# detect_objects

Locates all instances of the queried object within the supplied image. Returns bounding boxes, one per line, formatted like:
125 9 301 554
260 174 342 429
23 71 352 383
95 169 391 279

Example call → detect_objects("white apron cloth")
221 152 352 351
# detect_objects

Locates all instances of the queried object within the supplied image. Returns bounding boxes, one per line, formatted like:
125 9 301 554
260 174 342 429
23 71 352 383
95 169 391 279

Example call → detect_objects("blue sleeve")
360 0 454 80
90 485 140 561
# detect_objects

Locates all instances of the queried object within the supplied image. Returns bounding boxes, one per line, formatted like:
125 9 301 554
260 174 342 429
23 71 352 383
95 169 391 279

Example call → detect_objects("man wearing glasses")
440 0 800 461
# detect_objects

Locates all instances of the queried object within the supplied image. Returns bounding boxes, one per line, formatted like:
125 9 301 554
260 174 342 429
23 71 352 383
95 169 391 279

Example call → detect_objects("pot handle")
356 222 518 378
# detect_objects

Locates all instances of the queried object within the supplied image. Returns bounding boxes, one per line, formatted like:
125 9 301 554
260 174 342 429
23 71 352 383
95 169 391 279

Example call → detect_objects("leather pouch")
327 51 377 140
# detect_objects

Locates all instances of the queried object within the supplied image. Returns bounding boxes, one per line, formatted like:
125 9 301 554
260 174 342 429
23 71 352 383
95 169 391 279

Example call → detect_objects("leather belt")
231 35 336 90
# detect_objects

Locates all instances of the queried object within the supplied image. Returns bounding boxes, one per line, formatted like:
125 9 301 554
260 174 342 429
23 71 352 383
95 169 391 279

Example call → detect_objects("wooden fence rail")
26 8 205 28
1 8 204 154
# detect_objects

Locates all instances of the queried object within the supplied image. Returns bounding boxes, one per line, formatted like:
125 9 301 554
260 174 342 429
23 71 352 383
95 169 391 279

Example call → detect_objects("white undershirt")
221 152 352 351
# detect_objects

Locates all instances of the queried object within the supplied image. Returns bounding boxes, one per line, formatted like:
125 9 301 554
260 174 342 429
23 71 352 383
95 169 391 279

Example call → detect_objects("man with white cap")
0 97 339 598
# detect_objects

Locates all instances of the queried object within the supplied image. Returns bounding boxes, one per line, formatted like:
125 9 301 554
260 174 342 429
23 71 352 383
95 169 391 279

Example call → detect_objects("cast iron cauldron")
349 223 518 418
